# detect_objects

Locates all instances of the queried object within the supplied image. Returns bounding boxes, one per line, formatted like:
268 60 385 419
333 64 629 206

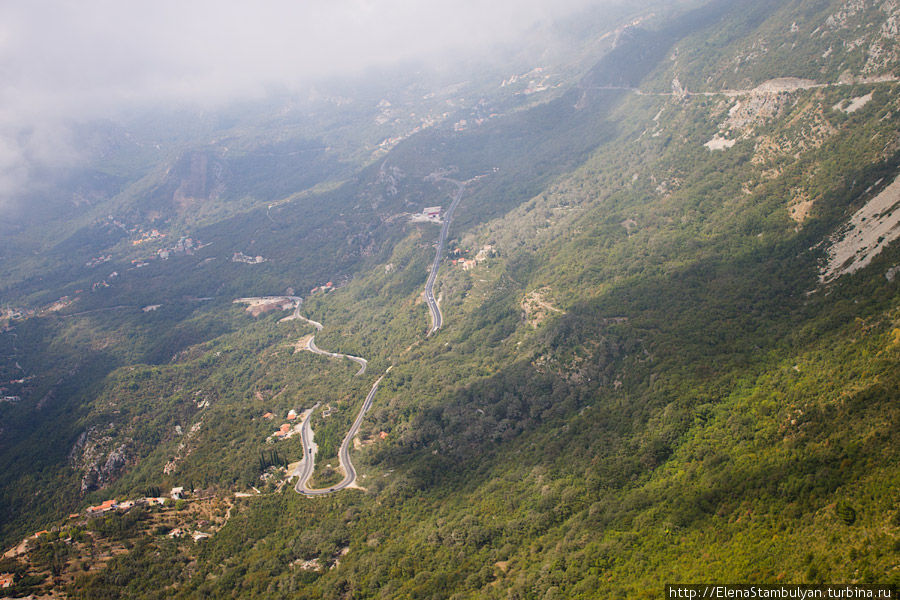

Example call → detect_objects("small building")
286 409 298 421
274 423 291 438
423 206 442 218
379 431 389 440
262 412 274 420
475 245 495 261
0 573 14 588
460 259 477 271
170 487 185 500
87 499 117 515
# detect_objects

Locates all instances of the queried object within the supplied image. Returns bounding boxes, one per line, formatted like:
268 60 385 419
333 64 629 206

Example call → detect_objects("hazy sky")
0 0 627 204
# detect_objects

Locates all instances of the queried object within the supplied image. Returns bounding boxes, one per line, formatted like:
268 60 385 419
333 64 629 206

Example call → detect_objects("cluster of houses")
268 409 299 440
157 236 197 260
0 487 201 585
129 236 209 269
167 528 210 542
451 257 477 271
83 487 187 517
232 251 267 264
450 245 495 271
84 254 112 268
309 281 334 294
91 273 116 291
131 228 166 246
2 295 77 324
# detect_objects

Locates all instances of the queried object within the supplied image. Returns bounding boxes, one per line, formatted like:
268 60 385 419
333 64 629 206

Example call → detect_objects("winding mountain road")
425 178 466 336
279 301 323 329
294 369 389 495
282 174 469 496
285 314 379 493
303 336 367 376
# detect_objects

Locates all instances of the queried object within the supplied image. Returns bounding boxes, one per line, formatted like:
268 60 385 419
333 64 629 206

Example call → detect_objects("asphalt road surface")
294 369 389 495
304 336 367 376
425 179 465 335
287 176 467 496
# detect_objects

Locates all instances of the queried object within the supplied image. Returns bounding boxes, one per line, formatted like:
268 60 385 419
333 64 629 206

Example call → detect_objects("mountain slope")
1 0 900 597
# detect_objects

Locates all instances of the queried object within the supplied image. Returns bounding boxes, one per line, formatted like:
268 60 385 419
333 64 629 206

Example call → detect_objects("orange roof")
379 431 389 440
87 499 117 512
262 412 274 419
280 424 291 433
34 530 50 537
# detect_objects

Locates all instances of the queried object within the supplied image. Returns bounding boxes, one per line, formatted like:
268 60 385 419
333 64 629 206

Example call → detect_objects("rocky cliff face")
69 425 132 493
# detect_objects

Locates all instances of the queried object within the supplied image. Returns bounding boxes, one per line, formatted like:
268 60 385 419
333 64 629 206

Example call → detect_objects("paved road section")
279 302 323 329
304 336 367 376
281 309 384 494
291 403 320 492
284 176 468 495
295 370 390 495
425 179 465 336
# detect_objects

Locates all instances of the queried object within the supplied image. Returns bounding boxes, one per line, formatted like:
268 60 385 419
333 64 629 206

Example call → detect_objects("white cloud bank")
0 0 631 205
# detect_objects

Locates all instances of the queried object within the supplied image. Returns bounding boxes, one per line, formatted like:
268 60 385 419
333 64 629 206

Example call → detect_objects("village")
264 407 302 441
231 251 267 264
449 244 495 271
0 488 235 593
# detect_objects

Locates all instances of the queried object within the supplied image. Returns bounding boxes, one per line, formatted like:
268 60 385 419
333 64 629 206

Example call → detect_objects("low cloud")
0 0 629 207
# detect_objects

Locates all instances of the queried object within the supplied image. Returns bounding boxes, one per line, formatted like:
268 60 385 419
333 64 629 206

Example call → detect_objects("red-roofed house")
87 499 117 515
0 573 14 588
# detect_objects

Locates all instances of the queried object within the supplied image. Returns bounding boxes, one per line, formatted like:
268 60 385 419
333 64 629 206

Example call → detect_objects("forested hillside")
1 0 899 597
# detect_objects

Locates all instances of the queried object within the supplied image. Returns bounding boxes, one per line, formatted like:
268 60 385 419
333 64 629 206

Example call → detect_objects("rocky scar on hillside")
68 426 132 494
821 174 900 281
